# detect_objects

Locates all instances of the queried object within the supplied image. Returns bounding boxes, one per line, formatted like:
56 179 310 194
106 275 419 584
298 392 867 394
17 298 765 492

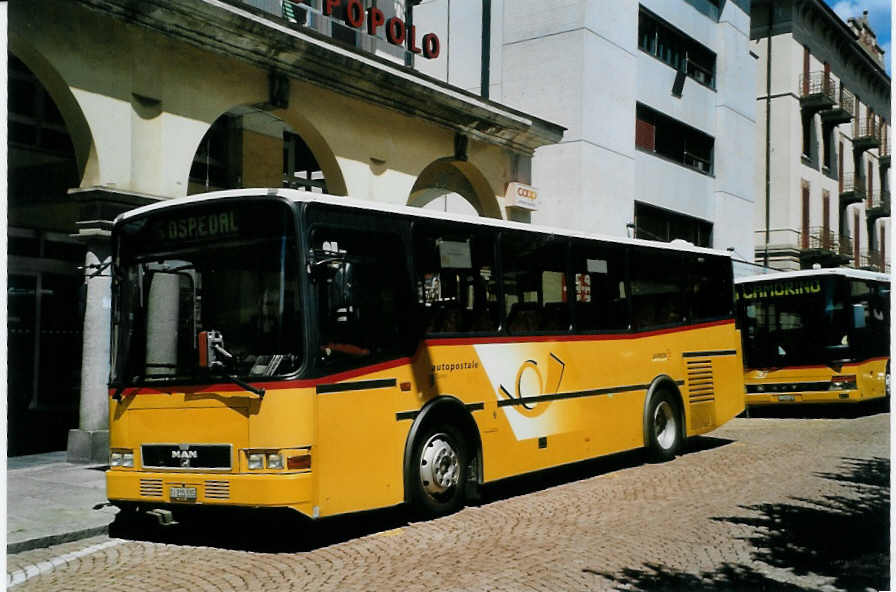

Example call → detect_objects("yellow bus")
735 269 890 408
106 189 744 520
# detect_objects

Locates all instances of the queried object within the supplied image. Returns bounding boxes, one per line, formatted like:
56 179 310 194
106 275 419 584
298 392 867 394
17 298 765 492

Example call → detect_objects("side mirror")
198 330 229 369
852 304 867 329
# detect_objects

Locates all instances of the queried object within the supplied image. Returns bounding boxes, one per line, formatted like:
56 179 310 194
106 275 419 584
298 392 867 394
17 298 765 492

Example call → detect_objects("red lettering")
406 24 422 54
422 33 440 59
324 0 340 17
367 6 385 36
345 0 364 28
386 17 405 45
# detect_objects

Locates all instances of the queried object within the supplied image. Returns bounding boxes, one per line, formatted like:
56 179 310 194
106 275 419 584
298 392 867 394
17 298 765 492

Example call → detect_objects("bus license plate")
777 394 795 402
170 486 197 502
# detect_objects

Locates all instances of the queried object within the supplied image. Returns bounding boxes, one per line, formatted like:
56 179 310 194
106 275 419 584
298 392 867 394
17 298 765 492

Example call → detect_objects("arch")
185 103 348 197
9 32 94 182
409 158 502 219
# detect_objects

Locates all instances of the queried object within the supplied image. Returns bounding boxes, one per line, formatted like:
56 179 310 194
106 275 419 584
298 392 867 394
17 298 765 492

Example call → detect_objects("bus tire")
645 389 682 462
409 424 468 518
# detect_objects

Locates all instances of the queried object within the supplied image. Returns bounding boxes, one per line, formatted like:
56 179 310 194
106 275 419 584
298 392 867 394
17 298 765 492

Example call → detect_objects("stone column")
67 233 113 463
66 187 161 463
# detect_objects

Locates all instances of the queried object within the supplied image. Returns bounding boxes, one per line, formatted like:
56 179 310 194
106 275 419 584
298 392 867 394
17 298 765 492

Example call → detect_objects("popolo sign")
324 0 441 59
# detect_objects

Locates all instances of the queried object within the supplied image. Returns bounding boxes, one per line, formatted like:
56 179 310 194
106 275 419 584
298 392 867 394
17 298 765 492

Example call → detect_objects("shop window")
570 241 628 332
501 233 569 334
414 222 498 335
638 9 716 88
636 103 714 175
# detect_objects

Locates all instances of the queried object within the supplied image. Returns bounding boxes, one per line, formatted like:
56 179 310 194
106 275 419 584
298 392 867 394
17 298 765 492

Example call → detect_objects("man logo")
172 449 198 468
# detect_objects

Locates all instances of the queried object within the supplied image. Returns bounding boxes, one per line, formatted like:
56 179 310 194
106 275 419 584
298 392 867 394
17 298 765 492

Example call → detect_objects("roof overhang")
74 0 565 155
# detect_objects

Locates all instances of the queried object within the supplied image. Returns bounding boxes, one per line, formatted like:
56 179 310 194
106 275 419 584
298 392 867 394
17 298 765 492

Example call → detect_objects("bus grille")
686 359 715 403
204 480 230 500
139 478 164 497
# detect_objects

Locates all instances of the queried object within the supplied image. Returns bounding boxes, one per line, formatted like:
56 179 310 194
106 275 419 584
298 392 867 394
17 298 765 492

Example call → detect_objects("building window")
283 132 326 192
638 8 716 88
635 103 714 175
634 202 713 247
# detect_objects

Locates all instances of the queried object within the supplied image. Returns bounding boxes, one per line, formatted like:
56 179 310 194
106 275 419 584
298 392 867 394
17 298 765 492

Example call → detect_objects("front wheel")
646 390 682 462
410 425 468 518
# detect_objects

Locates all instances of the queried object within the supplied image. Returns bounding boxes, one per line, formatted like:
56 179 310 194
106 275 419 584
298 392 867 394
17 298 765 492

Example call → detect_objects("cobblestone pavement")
8 409 890 591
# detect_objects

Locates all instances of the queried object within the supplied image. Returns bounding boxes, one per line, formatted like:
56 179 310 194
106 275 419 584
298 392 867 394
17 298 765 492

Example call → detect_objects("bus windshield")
111 200 302 386
738 275 849 369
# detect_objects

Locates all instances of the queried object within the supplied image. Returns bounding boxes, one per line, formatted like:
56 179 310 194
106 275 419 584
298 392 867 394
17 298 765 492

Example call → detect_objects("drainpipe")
764 1 773 266
481 0 491 99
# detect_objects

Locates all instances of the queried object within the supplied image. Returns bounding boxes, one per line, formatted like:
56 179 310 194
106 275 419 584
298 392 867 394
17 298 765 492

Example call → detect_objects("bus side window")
413 222 497 335
311 226 411 369
687 254 733 322
501 232 569 334
570 240 627 332
629 247 685 330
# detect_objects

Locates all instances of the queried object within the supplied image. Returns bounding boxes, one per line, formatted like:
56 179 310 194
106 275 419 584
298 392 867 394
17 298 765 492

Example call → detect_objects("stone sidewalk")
7 452 118 554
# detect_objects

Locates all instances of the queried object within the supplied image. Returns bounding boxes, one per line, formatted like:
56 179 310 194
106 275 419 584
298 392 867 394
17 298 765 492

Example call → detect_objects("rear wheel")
410 424 468 518
646 390 682 462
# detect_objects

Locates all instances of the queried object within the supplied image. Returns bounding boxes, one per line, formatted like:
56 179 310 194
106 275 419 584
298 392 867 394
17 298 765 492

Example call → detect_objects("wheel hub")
419 435 460 496
654 401 677 450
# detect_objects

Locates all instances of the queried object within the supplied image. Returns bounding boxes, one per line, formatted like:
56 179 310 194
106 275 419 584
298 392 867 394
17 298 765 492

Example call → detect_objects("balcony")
840 173 866 205
798 227 852 267
859 250 890 273
853 120 881 153
820 85 855 125
866 190 890 220
799 72 836 112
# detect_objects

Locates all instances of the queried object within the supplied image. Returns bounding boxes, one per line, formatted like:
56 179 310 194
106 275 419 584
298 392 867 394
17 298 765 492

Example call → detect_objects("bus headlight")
267 454 284 470
110 449 133 467
248 453 265 470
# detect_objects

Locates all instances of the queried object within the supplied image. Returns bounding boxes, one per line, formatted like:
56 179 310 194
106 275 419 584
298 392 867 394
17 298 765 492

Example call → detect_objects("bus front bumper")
745 389 863 406
107 469 314 517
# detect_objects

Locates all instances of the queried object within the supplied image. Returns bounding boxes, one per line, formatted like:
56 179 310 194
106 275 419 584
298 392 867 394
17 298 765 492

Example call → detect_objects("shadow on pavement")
109 503 411 554
743 397 889 419
586 456 890 592
109 435 734 553
478 435 733 506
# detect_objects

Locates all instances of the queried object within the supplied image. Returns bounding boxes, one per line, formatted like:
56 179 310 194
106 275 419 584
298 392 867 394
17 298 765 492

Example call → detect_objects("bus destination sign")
738 278 822 300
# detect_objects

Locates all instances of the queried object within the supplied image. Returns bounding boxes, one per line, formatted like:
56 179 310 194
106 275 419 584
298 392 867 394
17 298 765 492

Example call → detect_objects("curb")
7 525 111 555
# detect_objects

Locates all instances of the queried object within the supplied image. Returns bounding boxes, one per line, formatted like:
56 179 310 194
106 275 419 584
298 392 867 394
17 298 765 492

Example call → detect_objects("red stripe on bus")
110 319 735 397
423 318 735 346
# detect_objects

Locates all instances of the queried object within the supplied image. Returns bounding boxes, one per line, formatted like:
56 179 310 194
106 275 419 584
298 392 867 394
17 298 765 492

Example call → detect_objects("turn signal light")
287 454 311 470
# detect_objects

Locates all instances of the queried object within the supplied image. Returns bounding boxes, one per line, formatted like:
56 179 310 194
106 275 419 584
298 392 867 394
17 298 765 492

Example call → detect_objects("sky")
825 0 892 73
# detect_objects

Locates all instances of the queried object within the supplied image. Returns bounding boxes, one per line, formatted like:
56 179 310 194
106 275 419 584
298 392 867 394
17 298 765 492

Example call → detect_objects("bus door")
305 207 414 516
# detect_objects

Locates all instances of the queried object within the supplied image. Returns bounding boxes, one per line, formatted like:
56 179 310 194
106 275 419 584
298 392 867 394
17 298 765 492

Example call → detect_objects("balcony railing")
840 173 866 200
859 250 889 272
799 71 836 102
835 86 856 115
854 119 882 141
800 227 852 256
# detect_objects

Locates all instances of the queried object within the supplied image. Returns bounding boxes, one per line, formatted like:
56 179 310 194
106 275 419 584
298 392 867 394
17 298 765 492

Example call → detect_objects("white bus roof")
736 268 891 284
116 188 734 259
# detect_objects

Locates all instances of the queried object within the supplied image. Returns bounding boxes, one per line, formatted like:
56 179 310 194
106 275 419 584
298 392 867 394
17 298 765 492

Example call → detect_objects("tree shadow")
587 456 890 591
